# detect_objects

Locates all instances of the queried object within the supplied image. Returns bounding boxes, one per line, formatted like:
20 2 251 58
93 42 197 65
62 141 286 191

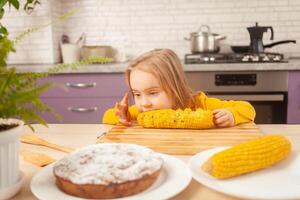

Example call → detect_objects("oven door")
208 92 287 124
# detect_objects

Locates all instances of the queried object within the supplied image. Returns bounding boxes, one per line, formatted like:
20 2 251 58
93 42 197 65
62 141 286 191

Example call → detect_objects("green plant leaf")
0 6 113 132
17 107 49 131
0 8 4 19
8 0 19 9
0 35 15 67
24 0 40 14
0 68 15 95
0 25 8 35
0 0 9 9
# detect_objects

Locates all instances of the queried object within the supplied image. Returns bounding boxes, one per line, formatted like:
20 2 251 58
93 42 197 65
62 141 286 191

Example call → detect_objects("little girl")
102 49 255 127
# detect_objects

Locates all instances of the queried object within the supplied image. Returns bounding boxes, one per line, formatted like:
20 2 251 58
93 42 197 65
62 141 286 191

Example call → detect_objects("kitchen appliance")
231 40 296 53
186 71 288 124
184 25 226 53
184 52 285 64
183 22 293 124
230 22 296 53
247 22 274 53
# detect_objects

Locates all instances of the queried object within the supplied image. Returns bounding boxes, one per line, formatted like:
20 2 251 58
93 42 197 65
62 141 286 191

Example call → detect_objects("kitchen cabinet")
40 73 128 123
287 71 300 123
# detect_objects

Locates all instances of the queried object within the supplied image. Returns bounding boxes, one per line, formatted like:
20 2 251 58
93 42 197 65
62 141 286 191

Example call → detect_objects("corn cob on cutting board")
97 122 264 155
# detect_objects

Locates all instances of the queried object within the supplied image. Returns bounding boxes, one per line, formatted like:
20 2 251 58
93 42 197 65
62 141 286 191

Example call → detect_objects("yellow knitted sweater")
102 92 256 125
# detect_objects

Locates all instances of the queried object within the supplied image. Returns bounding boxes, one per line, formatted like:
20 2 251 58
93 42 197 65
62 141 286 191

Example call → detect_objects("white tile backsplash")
3 0 300 64
3 0 59 64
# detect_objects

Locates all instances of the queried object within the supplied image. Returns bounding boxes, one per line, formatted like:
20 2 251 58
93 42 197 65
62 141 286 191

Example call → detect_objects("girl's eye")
133 93 140 97
149 91 158 95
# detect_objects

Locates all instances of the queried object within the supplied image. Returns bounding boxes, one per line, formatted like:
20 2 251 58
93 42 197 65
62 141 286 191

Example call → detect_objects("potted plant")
0 1 111 199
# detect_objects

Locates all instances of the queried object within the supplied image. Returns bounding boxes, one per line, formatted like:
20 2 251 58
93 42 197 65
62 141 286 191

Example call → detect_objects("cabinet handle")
65 82 96 88
68 107 98 112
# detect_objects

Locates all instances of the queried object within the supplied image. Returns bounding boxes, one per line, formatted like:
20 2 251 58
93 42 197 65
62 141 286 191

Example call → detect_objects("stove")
186 71 288 124
184 52 287 64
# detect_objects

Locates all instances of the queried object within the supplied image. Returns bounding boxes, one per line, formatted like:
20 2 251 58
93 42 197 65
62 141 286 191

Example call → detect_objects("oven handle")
209 94 284 102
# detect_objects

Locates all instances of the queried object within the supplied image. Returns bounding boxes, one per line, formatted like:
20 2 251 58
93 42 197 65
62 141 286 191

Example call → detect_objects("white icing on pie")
53 143 163 185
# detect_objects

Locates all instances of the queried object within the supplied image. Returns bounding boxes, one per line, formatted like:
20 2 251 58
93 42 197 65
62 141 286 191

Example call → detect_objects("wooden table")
12 124 300 200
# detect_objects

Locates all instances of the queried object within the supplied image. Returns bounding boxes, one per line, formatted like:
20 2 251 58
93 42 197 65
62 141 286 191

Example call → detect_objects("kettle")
247 22 274 53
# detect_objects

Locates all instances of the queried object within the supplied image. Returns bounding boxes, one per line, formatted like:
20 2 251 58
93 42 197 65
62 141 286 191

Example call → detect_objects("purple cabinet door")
40 97 120 123
288 71 300 123
40 73 128 97
39 73 129 123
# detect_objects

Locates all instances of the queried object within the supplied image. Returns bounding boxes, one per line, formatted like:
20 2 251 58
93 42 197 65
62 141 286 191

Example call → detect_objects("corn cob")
137 108 215 129
201 135 291 179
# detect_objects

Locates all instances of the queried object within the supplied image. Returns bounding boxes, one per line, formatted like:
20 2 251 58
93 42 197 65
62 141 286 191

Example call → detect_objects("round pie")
53 143 163 199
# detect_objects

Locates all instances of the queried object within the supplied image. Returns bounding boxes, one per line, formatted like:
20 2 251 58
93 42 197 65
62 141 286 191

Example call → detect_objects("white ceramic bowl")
0 119 23 189
0 171 25 200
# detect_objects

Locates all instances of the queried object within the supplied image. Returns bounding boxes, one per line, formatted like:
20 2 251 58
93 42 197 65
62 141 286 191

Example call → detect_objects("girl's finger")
214 115 229 124
216 121 229 127
212 109 220 113
116 102 127 112
115 102 120 109
213 109 227 117
215 116 229 125
119 118 131 126
120 93 128 105
214 111 226 119
115 110 121 117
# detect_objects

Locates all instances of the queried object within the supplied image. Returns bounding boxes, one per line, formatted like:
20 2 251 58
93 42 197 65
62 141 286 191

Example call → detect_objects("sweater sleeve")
195 92 256 125
102 105 139 125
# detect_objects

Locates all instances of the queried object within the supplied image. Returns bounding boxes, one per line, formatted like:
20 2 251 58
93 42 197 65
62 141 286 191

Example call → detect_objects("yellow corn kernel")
137 108 215 129
202 135 291 179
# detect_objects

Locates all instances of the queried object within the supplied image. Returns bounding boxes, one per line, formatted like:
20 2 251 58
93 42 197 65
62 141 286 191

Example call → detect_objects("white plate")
31 153 191 200
188 147 300 200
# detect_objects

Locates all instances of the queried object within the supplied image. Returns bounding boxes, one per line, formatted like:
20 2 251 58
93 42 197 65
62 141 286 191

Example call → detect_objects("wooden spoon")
21 134 73 153
20 148 56 167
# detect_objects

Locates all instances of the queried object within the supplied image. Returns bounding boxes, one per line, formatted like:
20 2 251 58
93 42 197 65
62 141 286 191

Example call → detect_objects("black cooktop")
184 52 288 64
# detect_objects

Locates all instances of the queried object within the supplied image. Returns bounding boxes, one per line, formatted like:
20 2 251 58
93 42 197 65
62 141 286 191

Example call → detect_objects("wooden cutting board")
97 122 264 155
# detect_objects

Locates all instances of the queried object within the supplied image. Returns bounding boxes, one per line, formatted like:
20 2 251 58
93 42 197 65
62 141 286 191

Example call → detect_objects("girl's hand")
213 109 234 127
115 93 132 126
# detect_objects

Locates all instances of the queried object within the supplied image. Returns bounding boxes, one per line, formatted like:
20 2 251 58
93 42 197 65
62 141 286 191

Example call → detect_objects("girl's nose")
141 97 152 108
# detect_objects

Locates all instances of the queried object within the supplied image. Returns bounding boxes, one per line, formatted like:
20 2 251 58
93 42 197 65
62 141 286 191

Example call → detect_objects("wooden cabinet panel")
287 71 300 123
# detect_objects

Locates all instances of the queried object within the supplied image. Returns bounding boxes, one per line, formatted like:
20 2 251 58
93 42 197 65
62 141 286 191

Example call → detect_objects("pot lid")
191 25 219 36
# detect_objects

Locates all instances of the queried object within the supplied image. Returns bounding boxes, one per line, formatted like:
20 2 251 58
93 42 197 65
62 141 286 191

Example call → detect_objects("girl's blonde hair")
125 49 196 109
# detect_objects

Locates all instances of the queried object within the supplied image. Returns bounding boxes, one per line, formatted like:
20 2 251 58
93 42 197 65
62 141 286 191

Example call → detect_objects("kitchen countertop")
11 58 300 73
13 124 300 200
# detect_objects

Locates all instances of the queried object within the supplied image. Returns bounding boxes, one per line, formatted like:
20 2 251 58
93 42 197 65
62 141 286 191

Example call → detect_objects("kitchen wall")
2 0 61 64
3 0 300 64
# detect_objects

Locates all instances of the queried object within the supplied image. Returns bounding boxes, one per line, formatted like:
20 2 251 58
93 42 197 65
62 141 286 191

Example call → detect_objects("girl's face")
130 69 174 112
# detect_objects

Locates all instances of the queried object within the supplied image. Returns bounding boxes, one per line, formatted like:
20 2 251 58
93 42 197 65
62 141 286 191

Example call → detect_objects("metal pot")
185 25 226 53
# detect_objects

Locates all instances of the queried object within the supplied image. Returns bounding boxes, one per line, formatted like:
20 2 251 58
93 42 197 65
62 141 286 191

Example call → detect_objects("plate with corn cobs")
188 135 300 200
